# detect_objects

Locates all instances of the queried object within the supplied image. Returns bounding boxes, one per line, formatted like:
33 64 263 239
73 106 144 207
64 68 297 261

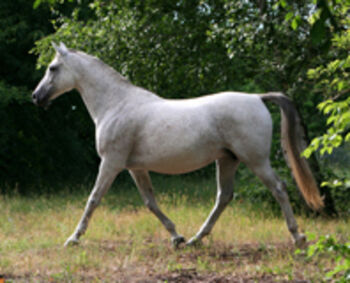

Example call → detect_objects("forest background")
0 0 349 215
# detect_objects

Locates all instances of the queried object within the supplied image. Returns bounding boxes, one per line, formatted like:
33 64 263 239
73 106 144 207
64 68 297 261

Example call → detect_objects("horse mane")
73 50 131 85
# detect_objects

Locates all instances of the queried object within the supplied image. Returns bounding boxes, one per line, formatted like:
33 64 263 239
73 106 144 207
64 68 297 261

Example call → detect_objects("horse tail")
260 92 324 211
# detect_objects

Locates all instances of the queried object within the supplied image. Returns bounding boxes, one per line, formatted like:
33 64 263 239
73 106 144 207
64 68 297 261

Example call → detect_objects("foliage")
207 0 348 214
32 0 247 98
307 99 350 156
302 0 350 213
0 95 97 192
304 0 350 158
297 233 350 282
0 0 99 190
0 0 348 213
0 0 52 88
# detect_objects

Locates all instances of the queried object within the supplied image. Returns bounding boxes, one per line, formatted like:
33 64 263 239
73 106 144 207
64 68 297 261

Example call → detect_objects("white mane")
74 50 131 85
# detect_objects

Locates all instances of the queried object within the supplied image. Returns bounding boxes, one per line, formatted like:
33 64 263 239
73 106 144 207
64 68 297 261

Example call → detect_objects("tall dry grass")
0 187 349 282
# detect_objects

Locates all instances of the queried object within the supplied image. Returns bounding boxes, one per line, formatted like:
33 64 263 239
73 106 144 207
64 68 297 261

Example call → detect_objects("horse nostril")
32 93 37 100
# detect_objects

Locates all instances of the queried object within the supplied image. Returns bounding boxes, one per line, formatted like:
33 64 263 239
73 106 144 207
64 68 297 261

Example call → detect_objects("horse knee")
88 196 100 208
272 182 289 202
144 199 159 214
218 191 233 205
144 199 153 210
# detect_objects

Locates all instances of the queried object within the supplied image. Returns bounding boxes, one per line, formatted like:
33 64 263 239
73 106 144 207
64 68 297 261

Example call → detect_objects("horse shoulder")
95 110 136 161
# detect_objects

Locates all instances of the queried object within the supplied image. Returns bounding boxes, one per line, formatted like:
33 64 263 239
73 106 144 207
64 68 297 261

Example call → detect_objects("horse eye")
49 66 58 72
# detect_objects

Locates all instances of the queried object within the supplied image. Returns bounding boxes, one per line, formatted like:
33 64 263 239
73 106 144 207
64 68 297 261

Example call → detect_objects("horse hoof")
294 234 307 249
64 236 80 247
172 235 186 248
186 237 202 247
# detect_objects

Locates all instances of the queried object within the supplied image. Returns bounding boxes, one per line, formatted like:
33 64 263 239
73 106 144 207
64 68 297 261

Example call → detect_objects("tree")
2 0 347 213
303 0 350 214
0 0 97 191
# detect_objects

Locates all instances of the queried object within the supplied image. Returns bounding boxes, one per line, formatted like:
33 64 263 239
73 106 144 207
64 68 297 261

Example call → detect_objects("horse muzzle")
32 89 51 108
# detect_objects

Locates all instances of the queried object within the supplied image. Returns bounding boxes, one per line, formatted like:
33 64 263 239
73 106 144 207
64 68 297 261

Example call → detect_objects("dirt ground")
1 269 310 283
1 268 310 283
1 242 312 282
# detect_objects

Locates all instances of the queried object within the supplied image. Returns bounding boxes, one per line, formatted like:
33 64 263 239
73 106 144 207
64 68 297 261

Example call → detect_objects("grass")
0 175 349 282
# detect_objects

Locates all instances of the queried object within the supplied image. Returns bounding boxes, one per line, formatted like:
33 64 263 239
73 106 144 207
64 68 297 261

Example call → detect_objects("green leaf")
307 69 317 79
326 115 336 125
321 181 329 187
327 146 333 154
337 80 345 91
285 12 294 22
317 100 332 111
280 0 287 8
308 8 322 25
327 59 340 72
302 147 312 158
291 17 299 30
33 0 41 9
345 133 350 142
324 104 334 114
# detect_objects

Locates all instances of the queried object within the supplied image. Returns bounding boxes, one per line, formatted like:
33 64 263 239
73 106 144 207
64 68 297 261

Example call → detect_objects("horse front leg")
129 170 185 248
187 156 240 246
64 158 121 246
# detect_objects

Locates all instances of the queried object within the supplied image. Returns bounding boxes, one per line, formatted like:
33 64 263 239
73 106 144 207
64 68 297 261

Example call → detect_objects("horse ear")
59 42 68 52
51 41 59 51
51 41 69 56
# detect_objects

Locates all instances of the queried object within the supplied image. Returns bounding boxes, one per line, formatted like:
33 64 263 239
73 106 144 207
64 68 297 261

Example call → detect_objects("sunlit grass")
0 179 349 282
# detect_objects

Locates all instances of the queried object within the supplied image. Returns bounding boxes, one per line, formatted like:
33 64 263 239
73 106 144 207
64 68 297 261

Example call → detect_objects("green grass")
0 176 349 282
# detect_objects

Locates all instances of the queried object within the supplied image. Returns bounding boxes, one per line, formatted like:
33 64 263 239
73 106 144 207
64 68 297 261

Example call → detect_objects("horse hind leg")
187 155 240 246
247 159 306 247
129 170 185 247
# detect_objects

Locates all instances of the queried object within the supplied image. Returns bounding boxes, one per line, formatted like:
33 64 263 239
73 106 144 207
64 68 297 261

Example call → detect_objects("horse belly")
126 137 225 174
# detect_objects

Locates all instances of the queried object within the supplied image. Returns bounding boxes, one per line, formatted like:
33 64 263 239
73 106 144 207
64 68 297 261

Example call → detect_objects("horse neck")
74 58 141 125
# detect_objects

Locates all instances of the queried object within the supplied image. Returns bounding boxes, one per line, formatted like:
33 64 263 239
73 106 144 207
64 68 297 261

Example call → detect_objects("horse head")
32 42 77 107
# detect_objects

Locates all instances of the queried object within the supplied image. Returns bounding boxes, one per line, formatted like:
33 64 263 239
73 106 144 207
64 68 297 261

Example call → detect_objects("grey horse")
32 42 323 248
